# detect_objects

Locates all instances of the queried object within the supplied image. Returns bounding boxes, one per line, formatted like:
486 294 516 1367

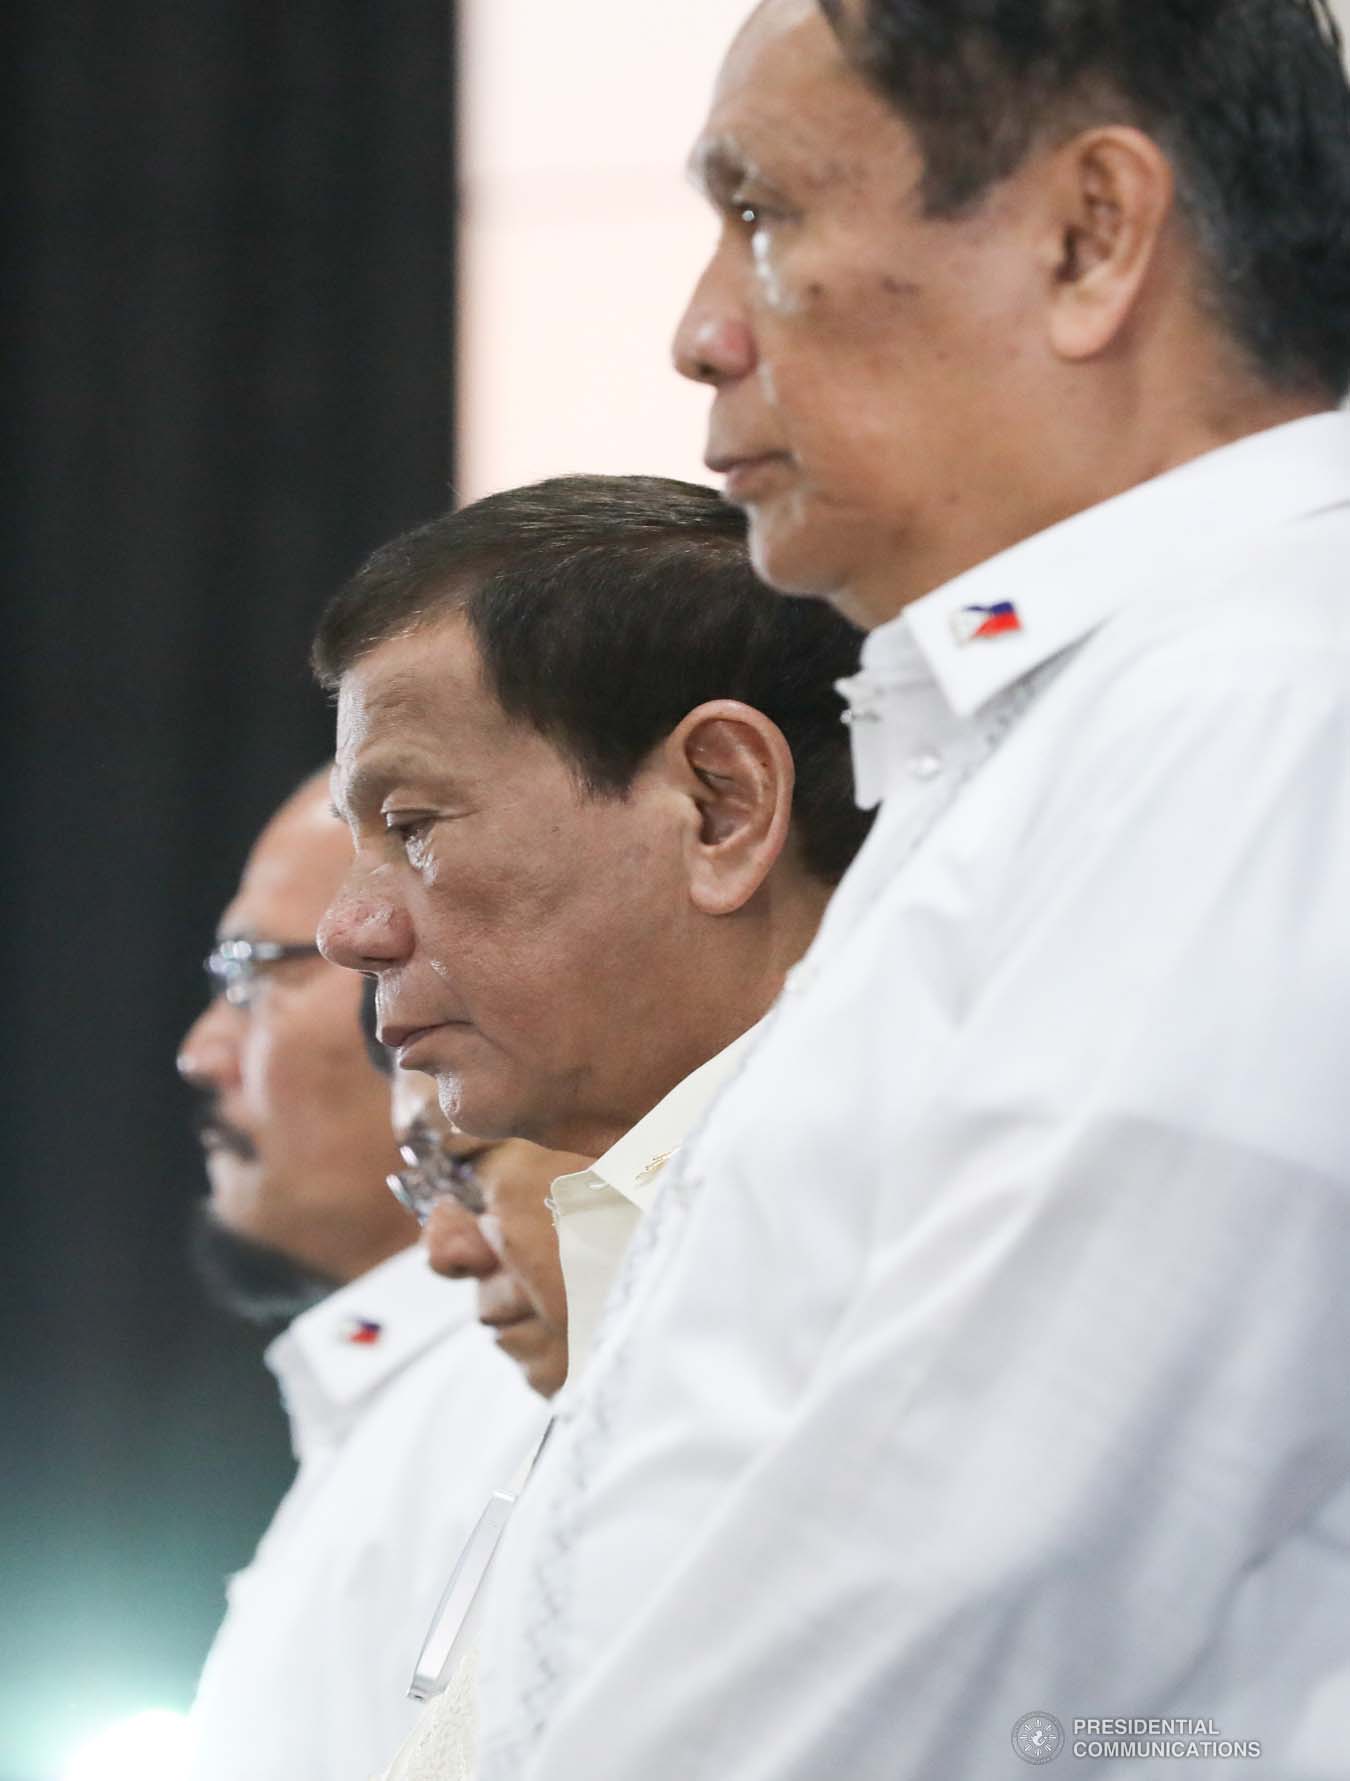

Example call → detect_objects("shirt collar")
876 410 1350 718
266 1242 477 1419
551 1025 763 1215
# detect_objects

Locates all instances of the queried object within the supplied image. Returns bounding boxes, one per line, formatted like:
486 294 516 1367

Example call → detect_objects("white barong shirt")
378 1033 758 1781
477 413 1350 1781
186 1243 544 1781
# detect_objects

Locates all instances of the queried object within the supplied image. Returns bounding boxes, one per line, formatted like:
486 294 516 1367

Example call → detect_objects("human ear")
1041 126 1175 362
662 700 795 917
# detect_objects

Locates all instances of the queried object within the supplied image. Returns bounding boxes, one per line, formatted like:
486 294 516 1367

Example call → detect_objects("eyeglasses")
204 937 323 1007
387 1121 487 1223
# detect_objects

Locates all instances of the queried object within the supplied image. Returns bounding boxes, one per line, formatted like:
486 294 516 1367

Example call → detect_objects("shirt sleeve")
522 656 1350 1781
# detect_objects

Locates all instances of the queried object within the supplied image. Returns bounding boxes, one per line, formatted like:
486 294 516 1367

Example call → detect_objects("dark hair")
313 475 872 884
820 0 1350 397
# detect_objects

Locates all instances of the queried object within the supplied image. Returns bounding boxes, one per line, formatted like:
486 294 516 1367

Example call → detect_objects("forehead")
333 616 518 796
222 791 349 939
695 0 905 193
337 615 484 740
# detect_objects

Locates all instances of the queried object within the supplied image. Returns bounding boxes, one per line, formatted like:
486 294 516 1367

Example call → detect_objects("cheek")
490 1189 566 1323
247 985 371 1144
505 1203 562 1303
505 1239 565 1328
416 848 563 962
752 231 802 316
417 829 661 1020
755 292 903 450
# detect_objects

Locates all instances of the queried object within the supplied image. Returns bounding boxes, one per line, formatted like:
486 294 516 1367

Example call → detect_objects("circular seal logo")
1011 1712 1066 1764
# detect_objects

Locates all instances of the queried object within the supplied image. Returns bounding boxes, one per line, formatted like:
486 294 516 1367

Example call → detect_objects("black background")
4 6 455 1775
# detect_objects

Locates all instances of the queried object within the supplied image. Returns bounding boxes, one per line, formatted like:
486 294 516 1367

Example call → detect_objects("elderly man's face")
674 0 1050 626
424 1142 588 1398
387 1068 585 1396
321 614 694 1154
177 781 411 1283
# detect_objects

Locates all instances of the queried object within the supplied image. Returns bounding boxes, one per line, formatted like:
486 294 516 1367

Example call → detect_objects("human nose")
673 246 757 386
317 866 413 975
177 996 241 1093
425 1201 500 1281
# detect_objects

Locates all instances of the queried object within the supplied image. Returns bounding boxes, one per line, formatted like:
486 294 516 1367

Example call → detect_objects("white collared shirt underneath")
549 1029 761 1386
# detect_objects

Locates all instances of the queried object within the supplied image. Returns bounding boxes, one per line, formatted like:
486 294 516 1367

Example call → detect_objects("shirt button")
908 748 943 780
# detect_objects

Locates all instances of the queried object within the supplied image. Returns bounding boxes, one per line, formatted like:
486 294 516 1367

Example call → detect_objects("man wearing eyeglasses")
362 979 589 1400
176 770 546 1781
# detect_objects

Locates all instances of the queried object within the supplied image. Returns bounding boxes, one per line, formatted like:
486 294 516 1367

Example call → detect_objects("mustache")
192 1102 258 1163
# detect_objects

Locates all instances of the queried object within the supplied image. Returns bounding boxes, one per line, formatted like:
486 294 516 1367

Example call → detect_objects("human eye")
730 183 793 233
407 1134 491 1216
383 811 438 862
228 974 266 1012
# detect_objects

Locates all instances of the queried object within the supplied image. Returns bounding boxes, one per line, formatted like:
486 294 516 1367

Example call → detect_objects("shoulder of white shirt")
267 1242 483 1410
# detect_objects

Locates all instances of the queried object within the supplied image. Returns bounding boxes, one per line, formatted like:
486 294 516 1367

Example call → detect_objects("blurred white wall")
456 0 750 500
457 0 1350 501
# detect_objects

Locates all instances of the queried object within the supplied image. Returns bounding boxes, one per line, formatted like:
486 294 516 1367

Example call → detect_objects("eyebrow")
332 750 462 824
688 138 748 204
331 761 394 823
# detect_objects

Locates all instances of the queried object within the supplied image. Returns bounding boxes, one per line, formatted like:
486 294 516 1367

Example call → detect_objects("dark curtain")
3 6 455 1776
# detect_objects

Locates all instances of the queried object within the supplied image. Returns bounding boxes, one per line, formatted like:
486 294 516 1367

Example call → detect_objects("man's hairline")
320 577 478 692
330 598 652 811
329 604 818 841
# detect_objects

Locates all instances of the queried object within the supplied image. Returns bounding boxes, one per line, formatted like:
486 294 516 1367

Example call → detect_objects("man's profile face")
322 613 693 1152
177 785 411 1284
675 0 1050 624
389 1066 587 1396
425 1146 584 1398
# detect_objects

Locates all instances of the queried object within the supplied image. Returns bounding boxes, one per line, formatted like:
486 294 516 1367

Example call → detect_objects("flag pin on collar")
950 600 1022 645
340 1317 383 1346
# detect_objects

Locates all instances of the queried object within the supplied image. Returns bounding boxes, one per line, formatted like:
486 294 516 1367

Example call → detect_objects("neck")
331 1226 420 1286
542 1001 766 1160
541 876 832 1159
846 370 1334 631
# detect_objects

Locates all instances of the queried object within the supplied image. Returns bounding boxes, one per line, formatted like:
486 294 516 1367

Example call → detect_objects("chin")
205 1154 264 1225
747 506 849 603
441 1076 531 1145
432 1068 499 1140
525 1353 568 1399
445 1052 576 1146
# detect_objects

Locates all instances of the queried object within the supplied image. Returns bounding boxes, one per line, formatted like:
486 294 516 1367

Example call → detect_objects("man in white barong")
311 473 871 1778
473 3 1350 1778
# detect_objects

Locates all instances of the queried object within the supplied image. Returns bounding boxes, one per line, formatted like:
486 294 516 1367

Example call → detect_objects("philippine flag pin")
950 600 1023 644
341 1317 383 1346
